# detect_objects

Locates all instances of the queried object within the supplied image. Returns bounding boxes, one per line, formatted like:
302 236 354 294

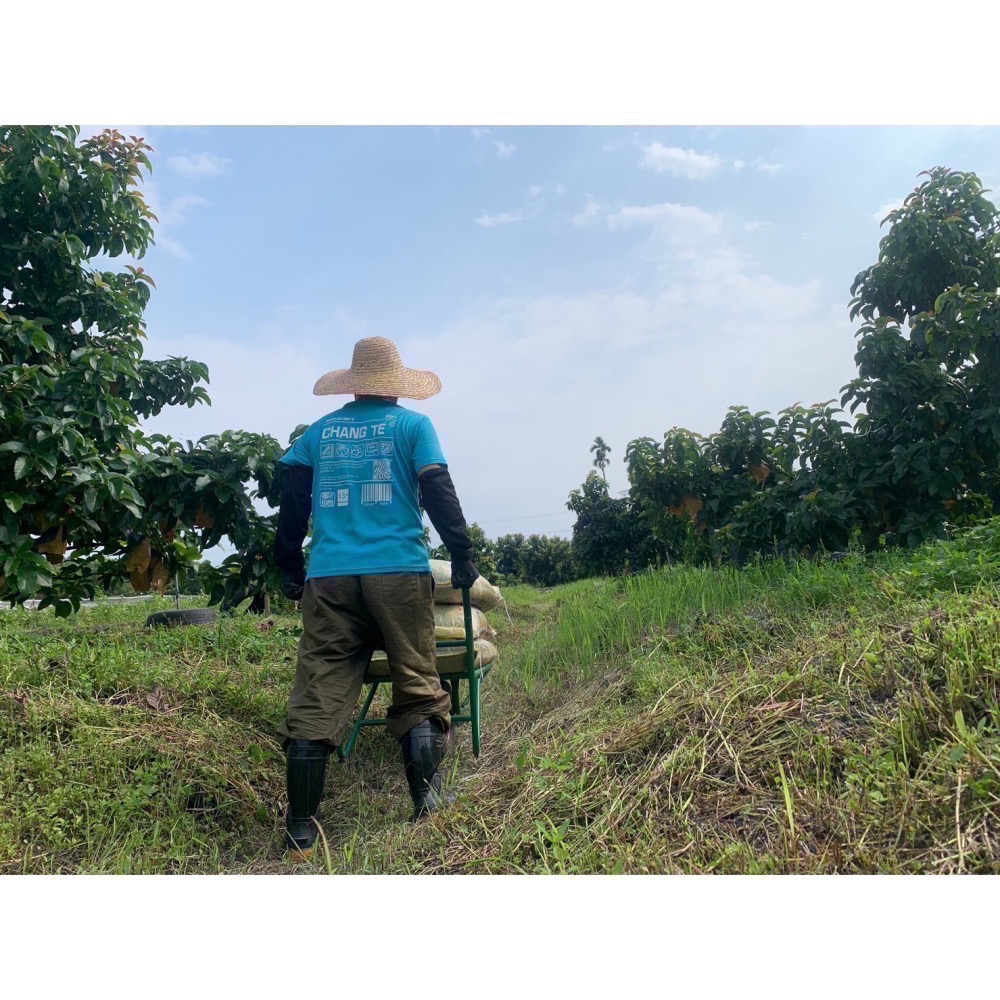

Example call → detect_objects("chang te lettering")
321 422 390 441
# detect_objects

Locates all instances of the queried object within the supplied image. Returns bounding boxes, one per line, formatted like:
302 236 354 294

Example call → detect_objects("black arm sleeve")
419 467 472 559
274 464 313 581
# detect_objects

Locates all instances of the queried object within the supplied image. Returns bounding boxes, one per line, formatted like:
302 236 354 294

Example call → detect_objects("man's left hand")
281 574 304 602
451 558 479 591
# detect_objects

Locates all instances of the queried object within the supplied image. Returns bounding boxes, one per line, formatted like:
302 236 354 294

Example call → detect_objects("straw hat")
313 337 442 399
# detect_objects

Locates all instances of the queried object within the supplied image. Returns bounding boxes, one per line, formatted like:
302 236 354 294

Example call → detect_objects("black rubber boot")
400 718 448 822
284 738 330 861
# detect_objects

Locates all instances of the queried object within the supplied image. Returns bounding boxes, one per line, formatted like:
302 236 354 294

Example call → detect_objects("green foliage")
567 471 673 575
0 126 208 612
890 516 1000 596
0 127 164 611
493 532 527 582
843 167 1000 547
624 403 862 562
493 532 577 588
0 126 296 613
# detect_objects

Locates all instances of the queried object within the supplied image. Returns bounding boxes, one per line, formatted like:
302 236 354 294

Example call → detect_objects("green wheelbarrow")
338 587 495 760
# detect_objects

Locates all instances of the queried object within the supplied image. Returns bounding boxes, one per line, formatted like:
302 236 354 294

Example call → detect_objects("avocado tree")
0 126 291 613
0 126 204 611
623 408 786 561
842 166 1000 546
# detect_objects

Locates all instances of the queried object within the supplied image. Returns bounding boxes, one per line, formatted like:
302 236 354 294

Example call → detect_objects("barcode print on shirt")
362 482 392 505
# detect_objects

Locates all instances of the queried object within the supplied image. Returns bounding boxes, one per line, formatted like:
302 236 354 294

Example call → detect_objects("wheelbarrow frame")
338 586 492 760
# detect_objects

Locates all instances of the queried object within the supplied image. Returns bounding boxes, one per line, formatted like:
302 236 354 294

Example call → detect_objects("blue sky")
93 125 1000 540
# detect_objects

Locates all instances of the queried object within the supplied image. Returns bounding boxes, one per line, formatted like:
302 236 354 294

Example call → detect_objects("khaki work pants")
278 573 452 746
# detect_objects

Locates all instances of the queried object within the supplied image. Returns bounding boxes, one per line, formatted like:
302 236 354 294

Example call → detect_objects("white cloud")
639 142 722 179
155 234 191 261
733 159 745 171
743 220 770 232
159 194 208 227
474 209 526 228
572 198 601 227
471 127 491 140
555 184 567 196
755 161 784 174
529 185 543 196
664 246 822 318
608 201 724 241
167 152 232 176
138 177 209 260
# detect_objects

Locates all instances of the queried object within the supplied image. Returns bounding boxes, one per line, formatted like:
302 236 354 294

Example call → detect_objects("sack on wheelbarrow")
434 604 491 640
430 559 502 612
367 639 498 679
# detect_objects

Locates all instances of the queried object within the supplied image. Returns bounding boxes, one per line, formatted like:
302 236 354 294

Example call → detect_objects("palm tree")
590 436 611 481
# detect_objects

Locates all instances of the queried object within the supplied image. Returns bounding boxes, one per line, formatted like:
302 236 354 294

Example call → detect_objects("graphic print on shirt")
316 414 397 508
362 482 392 505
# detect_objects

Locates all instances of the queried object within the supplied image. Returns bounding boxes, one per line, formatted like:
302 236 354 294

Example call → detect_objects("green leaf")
4 495 24 513
954 710 968 738
13 456 28 480
31 329 56 353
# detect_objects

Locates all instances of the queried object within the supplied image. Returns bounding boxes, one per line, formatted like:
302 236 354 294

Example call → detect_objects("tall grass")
514 552 906 685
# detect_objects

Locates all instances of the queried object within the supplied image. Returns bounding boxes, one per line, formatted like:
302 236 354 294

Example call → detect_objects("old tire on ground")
145 608 218 628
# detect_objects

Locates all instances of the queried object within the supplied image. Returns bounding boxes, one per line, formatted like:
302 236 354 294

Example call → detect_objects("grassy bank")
2 526 999 873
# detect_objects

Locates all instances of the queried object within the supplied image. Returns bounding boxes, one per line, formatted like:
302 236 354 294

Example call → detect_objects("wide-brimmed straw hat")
313 337 442 399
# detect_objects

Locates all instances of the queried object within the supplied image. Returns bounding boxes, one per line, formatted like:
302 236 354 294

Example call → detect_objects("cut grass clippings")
2 528 1000 873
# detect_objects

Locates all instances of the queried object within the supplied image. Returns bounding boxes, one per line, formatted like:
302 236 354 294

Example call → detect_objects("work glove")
451 557 479 591
281 574 304 602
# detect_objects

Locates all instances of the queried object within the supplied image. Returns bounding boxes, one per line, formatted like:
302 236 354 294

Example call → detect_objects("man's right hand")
451 558 479 591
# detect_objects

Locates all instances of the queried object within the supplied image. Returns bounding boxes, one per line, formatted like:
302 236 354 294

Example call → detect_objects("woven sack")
429 559 502 612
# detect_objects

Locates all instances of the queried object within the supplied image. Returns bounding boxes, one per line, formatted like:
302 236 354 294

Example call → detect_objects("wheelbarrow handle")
461 586 475 652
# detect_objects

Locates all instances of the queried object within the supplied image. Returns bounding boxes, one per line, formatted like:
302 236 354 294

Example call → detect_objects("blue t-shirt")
280 399 446 578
